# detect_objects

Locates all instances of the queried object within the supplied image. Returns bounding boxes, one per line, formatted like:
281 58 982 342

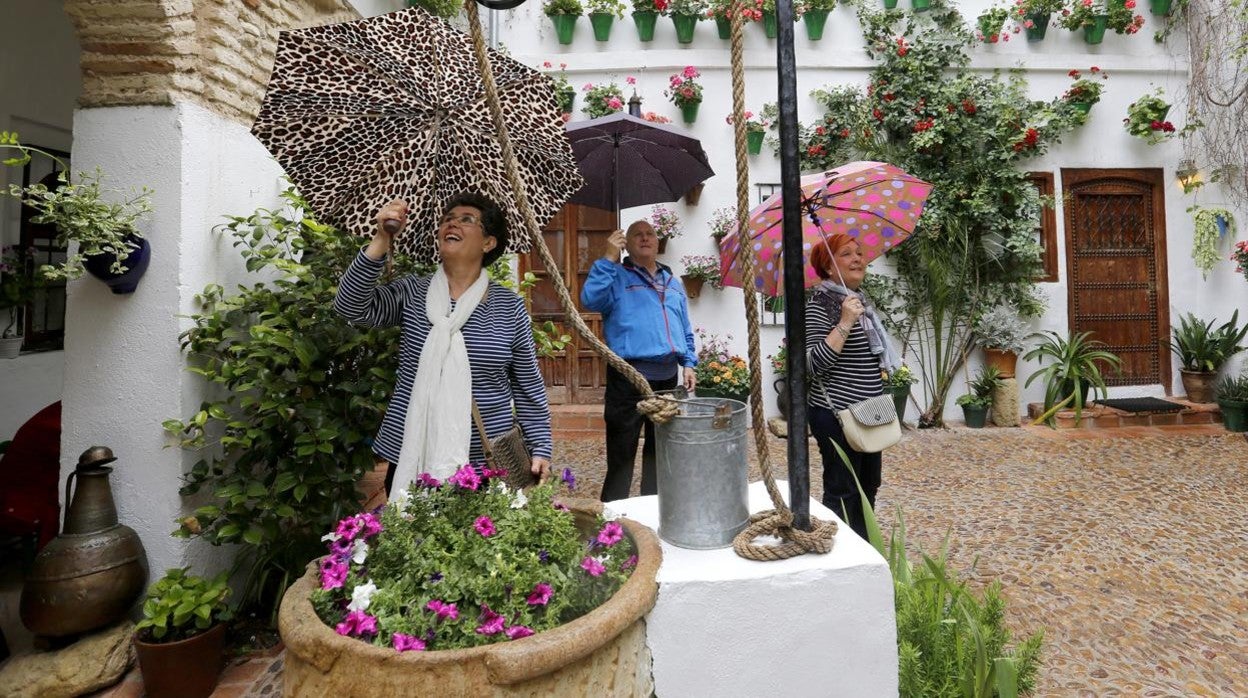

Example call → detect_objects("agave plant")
1169 310 1248 374
1023 331 1123 426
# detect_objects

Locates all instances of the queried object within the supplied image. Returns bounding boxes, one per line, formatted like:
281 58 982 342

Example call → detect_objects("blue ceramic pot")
82 235 151 294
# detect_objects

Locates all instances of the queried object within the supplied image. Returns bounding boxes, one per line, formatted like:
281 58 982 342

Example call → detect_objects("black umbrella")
564 113 714 212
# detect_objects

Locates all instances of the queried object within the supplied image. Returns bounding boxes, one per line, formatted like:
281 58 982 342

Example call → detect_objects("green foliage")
0 245 42 338
1169 311 1248 373
1214 371 1248 401
1190 207 1235 278
665 0 707 15
544 0 584 15
581 80 626 118
1058 0 1145 34
956 365 1001 408
587 0 626 16
1023 331 1123 425
976 6 1010 41
694 328 750 394
883 363 919 387
135 568 233 643
1123 88 1183 144
3 135 152 282
165 189 431 622
311 474 635 650
973 304 1031 353
839 449 1044 697
405 0 463 18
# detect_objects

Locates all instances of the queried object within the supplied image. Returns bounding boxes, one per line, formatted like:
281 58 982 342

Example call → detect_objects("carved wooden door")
521 205 617 404
1061 168 1171 389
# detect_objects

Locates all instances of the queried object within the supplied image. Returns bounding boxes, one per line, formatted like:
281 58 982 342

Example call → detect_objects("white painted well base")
608 481 898 698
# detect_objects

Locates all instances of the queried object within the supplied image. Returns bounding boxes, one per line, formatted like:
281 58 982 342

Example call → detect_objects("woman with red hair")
805 233 901 539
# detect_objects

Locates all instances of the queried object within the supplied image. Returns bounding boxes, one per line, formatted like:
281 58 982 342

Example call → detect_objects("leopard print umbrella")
251 8 585 265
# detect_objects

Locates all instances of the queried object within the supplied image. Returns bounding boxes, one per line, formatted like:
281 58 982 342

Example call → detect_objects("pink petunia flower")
416 473 441 488
622 554 639 570
319 558 349 590
335 610 378 637
476 606 506 635
596 521 624 547
392 632 427 652
526 582 553 606
682 65 699 79
474 515 496 537
581 556 606 577
449 465 481 491
608 96 623 110
505 625 535 640
427 599 460 621
626 76 637 85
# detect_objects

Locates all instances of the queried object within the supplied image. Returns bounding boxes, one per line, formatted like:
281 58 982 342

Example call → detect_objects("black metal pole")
775 0 809 531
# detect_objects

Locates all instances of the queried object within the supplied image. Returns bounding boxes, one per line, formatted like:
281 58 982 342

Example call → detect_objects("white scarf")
391 266 488 492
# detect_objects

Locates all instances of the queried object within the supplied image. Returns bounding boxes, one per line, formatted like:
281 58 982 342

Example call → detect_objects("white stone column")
609 481 899 698
61 103 286 581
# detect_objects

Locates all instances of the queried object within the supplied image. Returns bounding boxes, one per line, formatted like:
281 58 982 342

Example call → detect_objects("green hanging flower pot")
1024 12 1050 41
680 101 701 124
761 13 778 38
803 9 830 40
883 0 898 8
1083 15 1108 44
1149 0 1173 14
1069 101 1093 115
550 14 578 45
632 10 658 41
715 16 731 39
911 0 931 12
671 13 698 43
747 130 764 155
588 12 614 41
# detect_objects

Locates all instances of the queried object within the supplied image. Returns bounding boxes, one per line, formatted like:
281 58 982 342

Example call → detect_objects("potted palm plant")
134 567 233 698
1169 311 1248 403
956 366 1001 428
973 304 1030 378
1024 330 1123 426
1214 371 1248 432
3 135 153 294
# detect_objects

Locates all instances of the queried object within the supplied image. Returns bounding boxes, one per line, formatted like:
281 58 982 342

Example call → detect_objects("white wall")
497 0 1246 421
63 103 286 580
0 0 78 438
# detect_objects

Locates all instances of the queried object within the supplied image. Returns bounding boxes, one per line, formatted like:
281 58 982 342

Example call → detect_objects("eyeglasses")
439 213 483 228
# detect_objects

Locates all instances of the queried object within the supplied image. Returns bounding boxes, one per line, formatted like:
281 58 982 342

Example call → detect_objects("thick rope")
463 2 678 425
726 5 837 560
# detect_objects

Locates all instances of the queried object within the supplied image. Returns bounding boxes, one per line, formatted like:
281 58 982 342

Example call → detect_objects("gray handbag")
836 394 901 453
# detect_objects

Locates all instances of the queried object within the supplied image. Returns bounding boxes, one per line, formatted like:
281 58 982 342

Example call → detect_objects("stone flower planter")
279 507 661 697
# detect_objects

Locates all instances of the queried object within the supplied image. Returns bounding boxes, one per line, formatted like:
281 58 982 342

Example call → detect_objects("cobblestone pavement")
554 424 1248 697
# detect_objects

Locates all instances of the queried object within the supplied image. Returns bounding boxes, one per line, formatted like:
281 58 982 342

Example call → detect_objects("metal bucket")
654 397 749 549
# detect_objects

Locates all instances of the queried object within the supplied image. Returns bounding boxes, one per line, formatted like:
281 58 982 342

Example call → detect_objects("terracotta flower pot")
279 510 661 697
681 275 705 298
983 348 1018 378
134 623 227 698
1180 369 1218 403
683 182 704 205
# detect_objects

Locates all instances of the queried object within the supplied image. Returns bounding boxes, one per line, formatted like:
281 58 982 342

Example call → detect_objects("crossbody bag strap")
471 400 494 462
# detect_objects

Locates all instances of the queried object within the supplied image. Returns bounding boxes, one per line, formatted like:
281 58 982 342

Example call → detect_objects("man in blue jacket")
582 219 697 501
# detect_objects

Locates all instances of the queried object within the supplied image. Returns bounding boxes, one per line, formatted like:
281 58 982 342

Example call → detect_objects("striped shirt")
805 289 884 410
334 250 553 464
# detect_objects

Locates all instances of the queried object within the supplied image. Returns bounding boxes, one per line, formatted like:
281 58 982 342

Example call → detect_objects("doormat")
1094 397 1186 414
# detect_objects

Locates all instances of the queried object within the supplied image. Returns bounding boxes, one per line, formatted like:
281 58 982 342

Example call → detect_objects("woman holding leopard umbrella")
334 193 552 497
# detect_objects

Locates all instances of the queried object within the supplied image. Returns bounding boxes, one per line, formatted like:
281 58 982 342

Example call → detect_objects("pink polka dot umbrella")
717 161 932 297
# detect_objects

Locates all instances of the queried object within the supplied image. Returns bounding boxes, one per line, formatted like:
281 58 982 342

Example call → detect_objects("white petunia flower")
601 506 621 521
351 538 369 565
321 531 341 543
347 579 378 612
510 489 528 509
391 488 412 514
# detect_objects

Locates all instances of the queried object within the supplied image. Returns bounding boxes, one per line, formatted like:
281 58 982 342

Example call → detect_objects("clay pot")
279 508 661 697
983 348 1018 378
134 623 227 698
1180 369 1218 403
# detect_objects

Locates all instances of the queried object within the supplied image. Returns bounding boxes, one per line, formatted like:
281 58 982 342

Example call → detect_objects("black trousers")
810 405 882 540
600 366 677 502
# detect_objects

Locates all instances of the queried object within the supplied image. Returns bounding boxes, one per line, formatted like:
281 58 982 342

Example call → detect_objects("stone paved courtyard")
86 423 1247 697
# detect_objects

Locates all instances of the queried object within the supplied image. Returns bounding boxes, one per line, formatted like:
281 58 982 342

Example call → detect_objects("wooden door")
1061 168 1171 389
521 205 617 404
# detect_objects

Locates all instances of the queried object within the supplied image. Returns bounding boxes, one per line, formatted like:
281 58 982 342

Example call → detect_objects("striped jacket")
805 289 885 411
334 250 553 464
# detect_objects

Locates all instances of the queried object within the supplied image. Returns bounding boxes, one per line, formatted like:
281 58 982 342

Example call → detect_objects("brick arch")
62 0 360 125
